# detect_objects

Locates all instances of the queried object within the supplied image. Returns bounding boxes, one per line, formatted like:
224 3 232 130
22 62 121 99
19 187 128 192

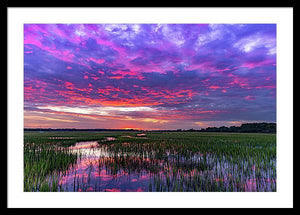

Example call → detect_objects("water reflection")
54 141 276 192
57 141 151 192
69 141 99 150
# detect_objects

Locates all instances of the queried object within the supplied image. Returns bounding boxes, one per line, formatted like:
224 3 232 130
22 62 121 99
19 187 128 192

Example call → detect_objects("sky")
24 24 276 130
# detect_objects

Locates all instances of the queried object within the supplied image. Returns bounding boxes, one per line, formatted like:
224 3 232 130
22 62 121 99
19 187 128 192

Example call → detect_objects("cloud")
24 24 276 129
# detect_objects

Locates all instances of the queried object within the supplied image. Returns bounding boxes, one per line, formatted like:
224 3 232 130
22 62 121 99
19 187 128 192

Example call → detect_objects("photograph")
6 6 294 210
24 23 277 192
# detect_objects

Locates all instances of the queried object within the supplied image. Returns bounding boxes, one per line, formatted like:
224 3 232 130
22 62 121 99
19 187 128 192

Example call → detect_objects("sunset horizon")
23 121 276 131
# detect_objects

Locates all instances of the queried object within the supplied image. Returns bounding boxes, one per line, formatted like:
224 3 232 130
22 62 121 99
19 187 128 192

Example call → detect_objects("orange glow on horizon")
122 127 143 130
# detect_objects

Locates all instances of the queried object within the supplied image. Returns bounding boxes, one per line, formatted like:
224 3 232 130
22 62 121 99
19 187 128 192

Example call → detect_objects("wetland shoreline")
24 131 276 192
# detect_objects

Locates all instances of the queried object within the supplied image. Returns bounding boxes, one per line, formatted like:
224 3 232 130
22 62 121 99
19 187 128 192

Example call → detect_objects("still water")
57 141 157 192
53 140 276 192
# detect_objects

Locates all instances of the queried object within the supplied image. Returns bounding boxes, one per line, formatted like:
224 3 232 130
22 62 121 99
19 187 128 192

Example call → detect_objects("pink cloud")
104 188 121 192
89 57 105 64
209 85 221 90
244 95 255 101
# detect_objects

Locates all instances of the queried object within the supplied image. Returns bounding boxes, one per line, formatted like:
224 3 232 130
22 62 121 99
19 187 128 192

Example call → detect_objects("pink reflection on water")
104 188 121 192
94 170 112 181
69 141 99 150
244 179 257 192
136 187 144 192
125 187 144 192
264 178 276 183
140 175 150 180
58 142 153 191
93 169 129 181
102 137 116 141
57 141 271 192
86 187 94 192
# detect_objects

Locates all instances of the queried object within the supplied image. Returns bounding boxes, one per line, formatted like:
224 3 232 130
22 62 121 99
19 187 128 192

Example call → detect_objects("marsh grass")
24 131 276 192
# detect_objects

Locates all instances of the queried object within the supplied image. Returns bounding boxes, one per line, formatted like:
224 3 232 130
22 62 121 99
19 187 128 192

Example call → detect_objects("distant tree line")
183 122 276 133
24 122 276 133
24 128 140 132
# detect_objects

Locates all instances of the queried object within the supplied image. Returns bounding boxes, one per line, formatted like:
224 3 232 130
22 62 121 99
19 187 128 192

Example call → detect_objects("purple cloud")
24 24 276 129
